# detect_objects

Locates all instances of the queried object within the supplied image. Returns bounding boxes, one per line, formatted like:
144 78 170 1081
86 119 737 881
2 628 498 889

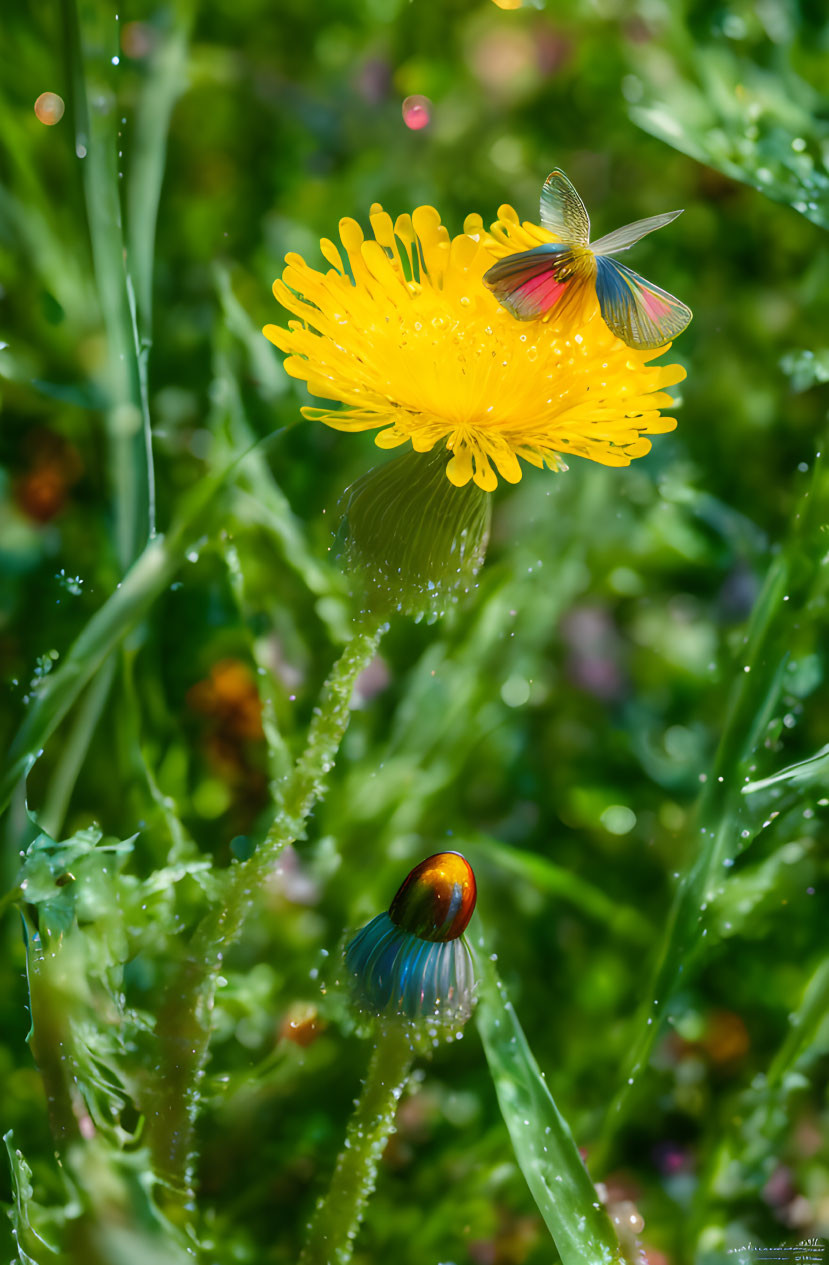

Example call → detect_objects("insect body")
483 169 692 350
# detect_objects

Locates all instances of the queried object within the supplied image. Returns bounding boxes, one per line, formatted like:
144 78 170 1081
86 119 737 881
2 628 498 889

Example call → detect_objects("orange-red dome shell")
389 851 477 942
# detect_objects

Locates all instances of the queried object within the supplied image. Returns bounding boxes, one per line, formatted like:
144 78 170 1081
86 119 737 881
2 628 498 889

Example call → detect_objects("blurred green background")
1 0 829 1262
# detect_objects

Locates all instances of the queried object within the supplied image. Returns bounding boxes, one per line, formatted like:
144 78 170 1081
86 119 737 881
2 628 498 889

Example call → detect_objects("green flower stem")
597 447 829 1164
299 1024 414 1265
144 621 385 1196
258 623 384 862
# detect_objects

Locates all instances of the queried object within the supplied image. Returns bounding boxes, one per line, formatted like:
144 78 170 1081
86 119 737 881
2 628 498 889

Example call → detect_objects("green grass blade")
766 956 829 1089
476 950 625 1265
127 2 194 338
38 655 117 838
599 448 829 1156
62 0 155 564
0 469 227 820
741 743 829 794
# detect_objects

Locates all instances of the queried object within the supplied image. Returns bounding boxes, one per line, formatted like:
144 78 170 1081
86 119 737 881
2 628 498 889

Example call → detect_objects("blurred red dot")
279 1003 323 1047
122 21 155 58
402 94 431 130
34 93 65 125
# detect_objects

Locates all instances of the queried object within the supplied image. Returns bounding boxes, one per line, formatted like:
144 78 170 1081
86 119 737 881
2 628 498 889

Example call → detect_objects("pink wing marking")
515 273 570 304
639 287 673 319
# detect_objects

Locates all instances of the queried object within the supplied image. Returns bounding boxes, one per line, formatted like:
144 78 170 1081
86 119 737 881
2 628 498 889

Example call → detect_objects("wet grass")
1 1 828 1263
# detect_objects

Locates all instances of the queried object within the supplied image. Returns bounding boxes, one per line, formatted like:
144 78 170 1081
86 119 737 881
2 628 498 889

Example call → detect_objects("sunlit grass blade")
215 264 289 404
685 953 829 1253
476 948 625 1265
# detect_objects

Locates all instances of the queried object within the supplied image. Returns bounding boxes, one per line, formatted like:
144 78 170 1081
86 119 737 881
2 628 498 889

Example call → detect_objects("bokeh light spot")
34 92 65 126
600 805 637 835
402 94 431 130
501 674 530 707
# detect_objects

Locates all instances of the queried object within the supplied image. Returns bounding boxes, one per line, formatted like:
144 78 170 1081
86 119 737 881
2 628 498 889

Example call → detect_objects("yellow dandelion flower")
263 202 686 494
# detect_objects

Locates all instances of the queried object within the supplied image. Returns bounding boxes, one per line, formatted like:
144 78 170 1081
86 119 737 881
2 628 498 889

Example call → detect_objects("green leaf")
708 838 815 940
475 950 625 1265
18 826 135 944
630 47 829 229
4 1132 65 1263
30 377 106 409
215 263 288 402
741 742 829 794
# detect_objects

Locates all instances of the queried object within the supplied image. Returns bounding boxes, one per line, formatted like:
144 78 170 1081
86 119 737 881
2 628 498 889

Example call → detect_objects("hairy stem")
144 621 385 1196
299 1025 413 1265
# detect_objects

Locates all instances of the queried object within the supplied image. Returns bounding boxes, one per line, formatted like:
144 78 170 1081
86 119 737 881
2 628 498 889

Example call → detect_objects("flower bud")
344 852 477 1026
336 446 491 622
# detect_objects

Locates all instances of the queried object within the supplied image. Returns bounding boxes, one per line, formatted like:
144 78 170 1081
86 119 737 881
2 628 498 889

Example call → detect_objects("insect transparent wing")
591 209 683 256
484 244 584 320
595 255 692 349
484 247 571 321
539 170 590 245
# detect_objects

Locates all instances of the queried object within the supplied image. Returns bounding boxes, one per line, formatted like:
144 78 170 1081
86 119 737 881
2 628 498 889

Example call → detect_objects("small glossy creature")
483 169 692 350
344 852 477 1023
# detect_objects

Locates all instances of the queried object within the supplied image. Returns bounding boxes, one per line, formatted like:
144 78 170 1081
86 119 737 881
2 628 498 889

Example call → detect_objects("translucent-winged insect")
483 169 692 350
